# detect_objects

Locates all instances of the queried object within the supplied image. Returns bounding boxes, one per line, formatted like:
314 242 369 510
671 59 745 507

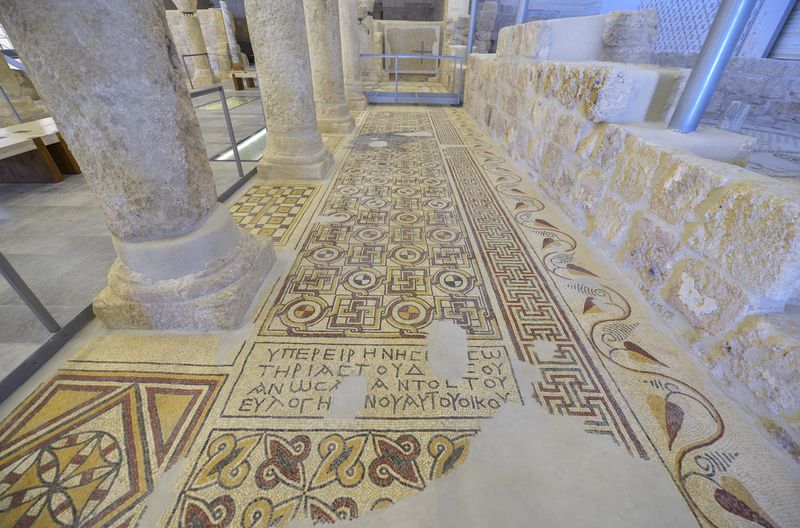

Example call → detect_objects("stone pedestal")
0 0 275 331
339 0 368 111
245 0 333 180
303 0 354 134
174 0 217 87
220 0 243 69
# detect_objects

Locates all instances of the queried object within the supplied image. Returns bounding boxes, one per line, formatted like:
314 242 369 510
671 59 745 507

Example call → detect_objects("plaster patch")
677 271 718 316
426 320 468 383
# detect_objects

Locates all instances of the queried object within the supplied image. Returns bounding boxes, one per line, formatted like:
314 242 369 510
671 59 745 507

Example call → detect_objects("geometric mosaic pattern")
230 184 319 245
0 370 223 528
1 105 799 528
259 111 500 339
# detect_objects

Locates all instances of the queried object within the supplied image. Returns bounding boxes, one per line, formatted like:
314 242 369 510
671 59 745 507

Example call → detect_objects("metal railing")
181 52 232 90
360 53 466 105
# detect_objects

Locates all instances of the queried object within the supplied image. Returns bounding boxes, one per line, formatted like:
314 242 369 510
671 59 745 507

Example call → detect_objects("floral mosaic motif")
166 429 475 527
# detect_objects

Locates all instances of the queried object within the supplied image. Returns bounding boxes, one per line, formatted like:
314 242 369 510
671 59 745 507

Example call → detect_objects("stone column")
0 0 275 331
198 8 232 79
0 57 48 126
245 0 333 180
303 0 355 134
174 0 217 87
220 0 243 69
339 0 368 111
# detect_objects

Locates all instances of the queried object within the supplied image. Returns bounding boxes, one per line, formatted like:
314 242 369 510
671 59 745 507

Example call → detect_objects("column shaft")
303 0 355 134
245 0 333 179
175 0 217 87
339 0 368 111
220 1 243 69
0 0 274 330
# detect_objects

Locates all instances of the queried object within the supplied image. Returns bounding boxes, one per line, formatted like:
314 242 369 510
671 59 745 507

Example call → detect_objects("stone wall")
656 52 800 134
464 16 800 438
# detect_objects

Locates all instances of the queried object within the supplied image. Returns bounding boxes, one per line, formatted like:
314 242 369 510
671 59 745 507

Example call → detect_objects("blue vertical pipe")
466 0 479 55
668 0 758 133
515 0 529 24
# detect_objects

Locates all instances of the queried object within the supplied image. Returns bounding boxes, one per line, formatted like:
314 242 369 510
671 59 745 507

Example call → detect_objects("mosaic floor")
1 106 798 527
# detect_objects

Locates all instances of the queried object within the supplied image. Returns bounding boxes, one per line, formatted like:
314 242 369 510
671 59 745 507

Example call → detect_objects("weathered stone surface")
610 136 665 202
593 194 631 246
601 9 658 64
623 215 681 289
649 153 731 225
1 0 274 330
578 125 628 171
688 181 800 302
665 259 748 334
197 8 231 78
303 0 354 134
520 21 550 59
246 0 333 179
711 314 800 436
339 0 367 111
570 165 608 218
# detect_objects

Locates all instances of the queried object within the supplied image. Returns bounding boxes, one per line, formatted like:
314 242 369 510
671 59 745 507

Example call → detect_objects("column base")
93 205 275 331
316 101 355 134
346 92 368 111
257 132 334 180
192 68 218 87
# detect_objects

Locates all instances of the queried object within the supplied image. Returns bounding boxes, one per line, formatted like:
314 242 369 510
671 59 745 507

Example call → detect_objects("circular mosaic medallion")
388 245 426 266
307 245 345 265
386 297 433 332
354 227 387 244
393 212 421 225
339 185 362 196
428 227 461 244
342 268 382 293
421 176 443 186
434 269 474 294
361 197 389 209
395 187 418 197
281 296 328 328
368 176 390 186
424 198 451 210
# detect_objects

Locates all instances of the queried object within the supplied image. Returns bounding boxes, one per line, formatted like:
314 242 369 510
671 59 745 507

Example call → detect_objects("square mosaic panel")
231 184 319 245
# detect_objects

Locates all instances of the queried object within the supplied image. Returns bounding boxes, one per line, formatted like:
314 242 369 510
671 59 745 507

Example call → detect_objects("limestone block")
712 314 800 435
665 259 748 334
570 164 608 219
578 125 628 171
688 180 800 302
610 136 665 202
497 24 522 57
592 193 631 246
520 20 550 59
601 9 658 64
649 154 730 226
540 14 605 61
553 112 593 153
527 61 662 124
623 215 681 290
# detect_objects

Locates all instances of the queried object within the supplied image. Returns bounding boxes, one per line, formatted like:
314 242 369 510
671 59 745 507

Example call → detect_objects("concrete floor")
0 105 797 528
0 86 265 375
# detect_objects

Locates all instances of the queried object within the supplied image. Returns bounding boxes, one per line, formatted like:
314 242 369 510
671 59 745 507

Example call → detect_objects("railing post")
217 85 244 180
467 0 479 55
668 0 757 133
515 0 529 25
0 252 60 333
